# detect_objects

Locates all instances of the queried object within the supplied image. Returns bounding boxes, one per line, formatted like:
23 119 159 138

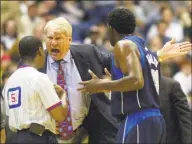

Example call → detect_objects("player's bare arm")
78 40 144 93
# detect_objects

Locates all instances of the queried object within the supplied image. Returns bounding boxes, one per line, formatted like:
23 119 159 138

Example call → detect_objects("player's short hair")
44 17 72 37
19 36 42 59
107 7 136 34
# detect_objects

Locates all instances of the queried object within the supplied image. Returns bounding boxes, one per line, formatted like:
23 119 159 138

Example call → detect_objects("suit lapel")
70 45 90 81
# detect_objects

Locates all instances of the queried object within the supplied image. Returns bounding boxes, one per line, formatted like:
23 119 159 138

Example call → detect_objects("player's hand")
102 68 112 82
54 84 66 99
158 38 191 62
78 69 111 93
78 69 101 93
102 68 112 94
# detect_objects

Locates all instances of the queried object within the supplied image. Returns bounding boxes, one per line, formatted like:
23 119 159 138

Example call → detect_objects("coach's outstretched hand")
157 38 191 62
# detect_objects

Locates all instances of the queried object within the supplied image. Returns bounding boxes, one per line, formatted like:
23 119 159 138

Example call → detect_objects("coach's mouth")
51 48 60 55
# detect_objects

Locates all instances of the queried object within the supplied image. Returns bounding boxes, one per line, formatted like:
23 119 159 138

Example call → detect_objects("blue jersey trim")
124 108 162 137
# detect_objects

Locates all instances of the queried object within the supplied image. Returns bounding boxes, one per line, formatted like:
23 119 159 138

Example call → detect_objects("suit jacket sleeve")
92 45 112 72
171 81 192 143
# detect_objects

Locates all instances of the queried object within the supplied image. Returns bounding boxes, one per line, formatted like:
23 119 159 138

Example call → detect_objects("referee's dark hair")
107 7 136 34
19 36 43 59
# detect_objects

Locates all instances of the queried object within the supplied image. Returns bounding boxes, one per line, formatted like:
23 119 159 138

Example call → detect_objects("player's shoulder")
114 39 138 53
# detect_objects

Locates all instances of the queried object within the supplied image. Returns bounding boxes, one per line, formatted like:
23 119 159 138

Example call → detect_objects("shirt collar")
50 50 71 64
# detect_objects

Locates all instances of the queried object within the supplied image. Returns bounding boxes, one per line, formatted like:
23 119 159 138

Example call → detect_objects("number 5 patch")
8 87 21 109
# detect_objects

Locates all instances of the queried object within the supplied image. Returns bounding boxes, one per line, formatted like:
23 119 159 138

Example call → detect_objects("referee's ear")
37 47 45 59
36 47 45 69
37 47 43 56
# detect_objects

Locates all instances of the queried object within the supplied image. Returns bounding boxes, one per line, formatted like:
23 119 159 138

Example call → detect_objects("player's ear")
109 25 114 33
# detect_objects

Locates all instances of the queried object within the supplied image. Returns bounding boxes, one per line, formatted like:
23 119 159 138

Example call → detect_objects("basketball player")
78 8 192 143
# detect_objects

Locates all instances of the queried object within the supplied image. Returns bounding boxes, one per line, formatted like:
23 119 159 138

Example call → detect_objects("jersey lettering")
146 53 159 95
146 53 158 68
151 69 159 95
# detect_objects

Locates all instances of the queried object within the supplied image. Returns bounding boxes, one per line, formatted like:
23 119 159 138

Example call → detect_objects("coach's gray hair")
44 17 72 37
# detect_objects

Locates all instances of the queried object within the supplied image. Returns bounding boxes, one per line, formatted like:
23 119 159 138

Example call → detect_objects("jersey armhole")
132 41 145 68
138 46 145 68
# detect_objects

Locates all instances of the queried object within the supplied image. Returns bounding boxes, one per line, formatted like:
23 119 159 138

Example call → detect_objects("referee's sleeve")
36 74 62 111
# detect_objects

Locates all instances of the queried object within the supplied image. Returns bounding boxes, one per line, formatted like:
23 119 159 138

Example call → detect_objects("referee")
2 36 68 143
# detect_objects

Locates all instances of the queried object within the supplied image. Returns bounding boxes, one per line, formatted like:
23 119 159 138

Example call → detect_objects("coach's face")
46 28 72 61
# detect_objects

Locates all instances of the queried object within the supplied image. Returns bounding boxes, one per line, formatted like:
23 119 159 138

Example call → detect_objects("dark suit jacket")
159 76 191 144
41 44 119 142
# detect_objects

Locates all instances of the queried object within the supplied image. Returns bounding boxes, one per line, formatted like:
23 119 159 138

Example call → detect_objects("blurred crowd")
1 0 192 107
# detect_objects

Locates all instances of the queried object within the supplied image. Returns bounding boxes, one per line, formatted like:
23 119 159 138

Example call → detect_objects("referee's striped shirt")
2 67 62 134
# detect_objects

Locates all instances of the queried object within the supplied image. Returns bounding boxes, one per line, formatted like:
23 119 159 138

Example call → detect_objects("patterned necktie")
57 61 74 140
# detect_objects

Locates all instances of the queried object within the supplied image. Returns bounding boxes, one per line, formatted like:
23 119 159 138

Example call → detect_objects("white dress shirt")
2 67 61 134
46 50 91 130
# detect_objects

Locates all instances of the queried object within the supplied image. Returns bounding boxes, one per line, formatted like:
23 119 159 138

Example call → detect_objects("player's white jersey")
2 66 61 134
